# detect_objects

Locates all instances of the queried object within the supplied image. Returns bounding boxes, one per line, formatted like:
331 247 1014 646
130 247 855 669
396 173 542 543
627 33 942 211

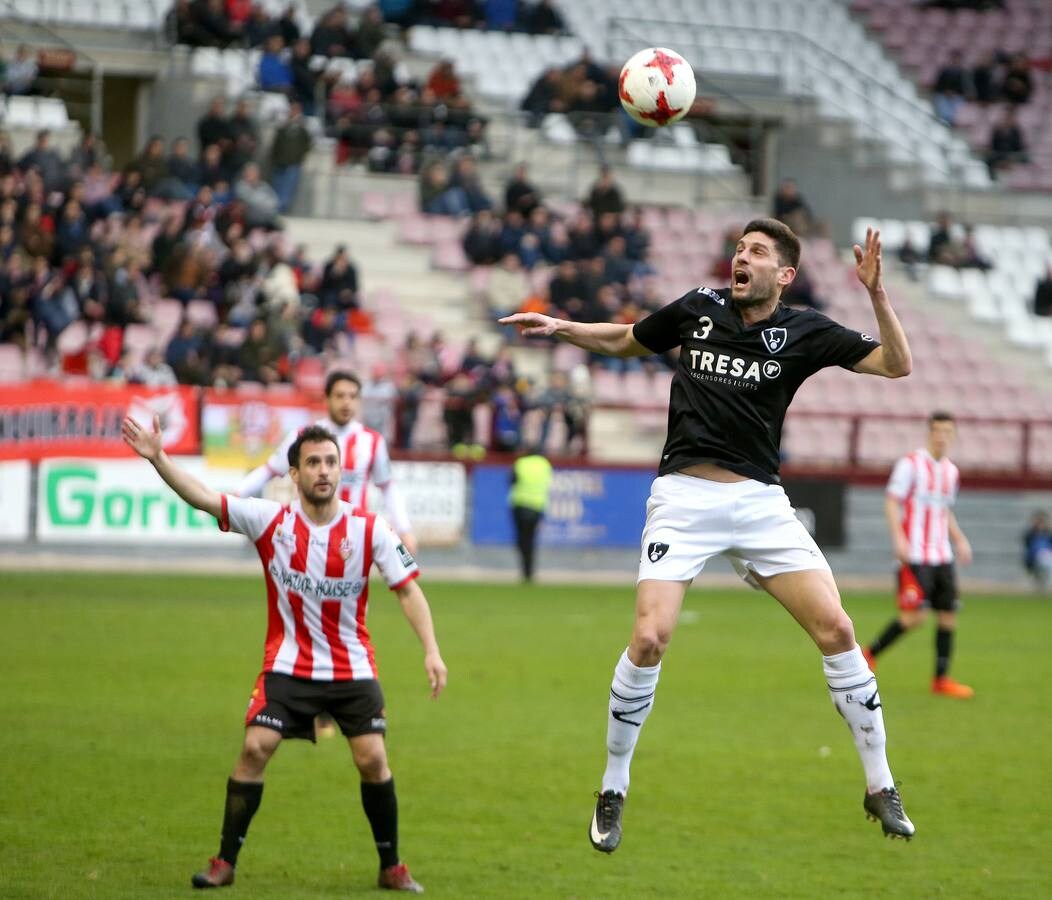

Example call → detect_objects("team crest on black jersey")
761 327 788 354
647 542 670 562
696 286 725 306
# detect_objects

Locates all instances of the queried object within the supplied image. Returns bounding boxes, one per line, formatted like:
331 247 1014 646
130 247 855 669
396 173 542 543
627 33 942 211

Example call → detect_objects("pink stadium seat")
361 192 390 220
432 240 470 271
0 344 27 382
186 300 218 327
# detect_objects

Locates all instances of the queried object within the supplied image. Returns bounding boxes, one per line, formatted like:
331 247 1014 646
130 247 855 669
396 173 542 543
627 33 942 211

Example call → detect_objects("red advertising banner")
0 381 201 460
202 388 322 468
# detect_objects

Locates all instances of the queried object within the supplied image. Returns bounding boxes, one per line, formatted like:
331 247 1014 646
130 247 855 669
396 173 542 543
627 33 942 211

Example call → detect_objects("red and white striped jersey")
241 418 393 509
886 449 960 565
218 495 419 681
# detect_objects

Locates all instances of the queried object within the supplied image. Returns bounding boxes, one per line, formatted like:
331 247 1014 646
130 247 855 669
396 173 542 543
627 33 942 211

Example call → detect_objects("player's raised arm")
498 312 651 358
851 227 912 378
394 579 447 699
122 414 223 520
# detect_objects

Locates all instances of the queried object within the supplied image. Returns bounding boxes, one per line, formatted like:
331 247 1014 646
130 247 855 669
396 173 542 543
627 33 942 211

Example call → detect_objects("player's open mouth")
733 270 750 286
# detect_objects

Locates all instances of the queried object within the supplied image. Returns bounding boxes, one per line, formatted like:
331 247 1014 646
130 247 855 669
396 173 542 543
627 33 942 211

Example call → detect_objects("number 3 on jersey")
692 316 713 340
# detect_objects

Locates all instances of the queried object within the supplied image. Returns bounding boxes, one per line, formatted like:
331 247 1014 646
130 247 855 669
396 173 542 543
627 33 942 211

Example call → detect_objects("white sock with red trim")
824 646 895 793
601 649 660 796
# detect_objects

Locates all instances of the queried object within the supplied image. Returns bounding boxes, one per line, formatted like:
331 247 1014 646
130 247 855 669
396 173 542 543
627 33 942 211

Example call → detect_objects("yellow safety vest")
509 455 552 512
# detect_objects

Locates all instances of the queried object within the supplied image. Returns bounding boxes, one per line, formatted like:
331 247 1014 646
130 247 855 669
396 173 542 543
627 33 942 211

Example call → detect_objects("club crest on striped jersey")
761 327 788 354
339 537 352 560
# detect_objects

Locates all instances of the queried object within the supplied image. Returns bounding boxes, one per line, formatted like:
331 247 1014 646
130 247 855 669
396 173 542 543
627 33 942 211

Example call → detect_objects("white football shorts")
637 472 831 587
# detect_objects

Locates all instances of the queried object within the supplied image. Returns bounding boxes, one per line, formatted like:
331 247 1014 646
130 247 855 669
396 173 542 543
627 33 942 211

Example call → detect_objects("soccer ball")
618 47 696 127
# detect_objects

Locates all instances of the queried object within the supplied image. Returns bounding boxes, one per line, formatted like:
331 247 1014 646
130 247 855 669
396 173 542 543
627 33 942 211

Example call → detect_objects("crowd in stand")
167 1 566 50
930 49 1035 178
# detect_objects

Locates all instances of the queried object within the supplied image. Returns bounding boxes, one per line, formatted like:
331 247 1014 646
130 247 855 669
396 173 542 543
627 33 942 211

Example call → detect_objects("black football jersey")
632 286 879 483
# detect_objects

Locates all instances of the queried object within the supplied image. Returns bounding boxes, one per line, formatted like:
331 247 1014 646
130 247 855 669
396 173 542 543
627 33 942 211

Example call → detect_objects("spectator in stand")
426 59 461 101
928 212 961 265
198 143 229 191
166 317 206 383
18 130 66 192
524 0 565 34
198 98 232 156
275 4 300 45
259 35 293 94
971 51 1000 104
463 208 504 265
3 45 38 96
958 227 992 270
1002 53 1033 105
54 199 90 264
1034 265 1052 317
319 244 359 309
238 316 282 383
167 137 201 194
133 347 179 387
897 236 924 281
521 68 566 127
781 263 825 310
486 0 518 30
449 155 492 213
492 384 522 452
986 106 1027 179
32 272 80 364
243 4 277 46
356 5 388 58
504 162 541 217
773 177 827 238
129 135 176 196
193 0 240 48
1024 511 1052 590
235 162 281 229
19 204 53 261
310 6 353 57
584 166 625 218
419 159 468 216
931 50 970 125
289 38 318 114
422 0 481 28
269 101 313 213
226 0 253 30
486 252 530 317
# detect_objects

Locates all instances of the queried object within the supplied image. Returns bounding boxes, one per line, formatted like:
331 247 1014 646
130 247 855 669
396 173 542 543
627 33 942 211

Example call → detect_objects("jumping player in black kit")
502 220 916 849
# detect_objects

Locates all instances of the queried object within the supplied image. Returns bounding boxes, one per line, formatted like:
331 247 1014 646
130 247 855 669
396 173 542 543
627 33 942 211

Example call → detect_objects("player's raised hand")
424 650 447 699
498 311 563 338
853 227 883 294
122 414 163 462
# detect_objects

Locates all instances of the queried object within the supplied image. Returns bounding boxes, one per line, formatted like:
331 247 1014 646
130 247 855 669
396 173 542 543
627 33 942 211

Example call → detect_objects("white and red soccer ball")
618 47 696 127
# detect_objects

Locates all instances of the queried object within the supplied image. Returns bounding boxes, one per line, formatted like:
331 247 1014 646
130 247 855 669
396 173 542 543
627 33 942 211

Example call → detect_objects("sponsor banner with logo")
373 461 466 546
37 458 244 544
0 382 200 461
471 465 652 547
202 388 324 468
0 460 31 540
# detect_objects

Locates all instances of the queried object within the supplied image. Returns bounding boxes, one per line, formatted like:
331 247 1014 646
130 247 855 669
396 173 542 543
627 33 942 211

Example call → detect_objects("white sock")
824 645 895 793
601 649 660 795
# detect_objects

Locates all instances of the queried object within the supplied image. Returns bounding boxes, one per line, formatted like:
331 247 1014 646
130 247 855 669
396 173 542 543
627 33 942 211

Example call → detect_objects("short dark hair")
740 217 801 269
928 411 956 426
288 425 340 469
324 370 361 396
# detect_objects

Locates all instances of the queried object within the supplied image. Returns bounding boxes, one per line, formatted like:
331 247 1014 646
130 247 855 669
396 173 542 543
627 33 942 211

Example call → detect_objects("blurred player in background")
503 221 917 849
863 412 975 698
238 370 418 555
122 417 446 893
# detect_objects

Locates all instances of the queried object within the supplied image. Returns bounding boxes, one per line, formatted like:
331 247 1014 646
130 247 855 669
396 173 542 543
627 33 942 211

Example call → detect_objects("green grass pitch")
1 572 1049 899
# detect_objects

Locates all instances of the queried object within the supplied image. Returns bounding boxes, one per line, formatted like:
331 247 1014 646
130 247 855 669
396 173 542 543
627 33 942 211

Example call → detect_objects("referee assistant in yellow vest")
509 447 553 582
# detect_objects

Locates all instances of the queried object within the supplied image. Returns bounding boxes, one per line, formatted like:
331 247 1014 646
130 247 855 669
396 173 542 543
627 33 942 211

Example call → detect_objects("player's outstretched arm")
851 227 912 378
499 312 651 358
122 414 223 520
395 579 447 699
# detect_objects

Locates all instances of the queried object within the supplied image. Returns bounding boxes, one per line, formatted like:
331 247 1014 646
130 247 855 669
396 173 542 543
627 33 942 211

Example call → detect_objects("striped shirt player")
864 412 975 699
121 416 445 893
218 495 419 683
501 219 919 848
237 370 415 554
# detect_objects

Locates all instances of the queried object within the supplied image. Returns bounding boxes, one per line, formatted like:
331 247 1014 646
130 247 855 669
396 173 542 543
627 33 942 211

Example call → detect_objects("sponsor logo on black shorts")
647 542 669 562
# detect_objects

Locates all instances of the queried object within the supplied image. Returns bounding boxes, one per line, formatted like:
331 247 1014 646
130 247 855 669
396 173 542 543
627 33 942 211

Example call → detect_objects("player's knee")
632 624 672 662
353 747 390 781
240 734 276 771
817 611 855 654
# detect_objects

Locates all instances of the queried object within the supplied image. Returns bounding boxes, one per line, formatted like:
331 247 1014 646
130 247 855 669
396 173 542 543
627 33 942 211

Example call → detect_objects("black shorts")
244 671 387 742
897 563 959 613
